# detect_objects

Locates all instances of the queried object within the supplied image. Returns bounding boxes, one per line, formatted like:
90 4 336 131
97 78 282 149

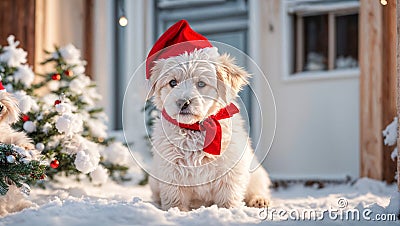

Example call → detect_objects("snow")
391 148 398 162
382 118 398 181
386 192 400 216
13 65 34 87
89 165 108 185
102 142 132 166
0 177 398 226
55 44 86 75
55 113 84 136
383 117 398 146
305 52 326 71
0 35 28 67
288 1 359 15
336 56 358 69
13 90 39 114
74 149 99 174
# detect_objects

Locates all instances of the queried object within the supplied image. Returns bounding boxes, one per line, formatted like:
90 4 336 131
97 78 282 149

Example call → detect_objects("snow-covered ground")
0 177 398 226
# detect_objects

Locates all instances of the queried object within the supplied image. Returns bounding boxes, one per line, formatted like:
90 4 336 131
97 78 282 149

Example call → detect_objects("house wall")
251 0 360 179
41 0 361 180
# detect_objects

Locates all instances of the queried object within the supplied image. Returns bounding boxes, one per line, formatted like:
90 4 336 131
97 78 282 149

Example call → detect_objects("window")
335 14 358 69
289 1 359 75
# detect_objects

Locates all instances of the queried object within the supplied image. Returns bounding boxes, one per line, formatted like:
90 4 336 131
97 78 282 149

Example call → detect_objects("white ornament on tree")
35 143 45 152
55 102 72 114
6 155 16 163
23 121 36 133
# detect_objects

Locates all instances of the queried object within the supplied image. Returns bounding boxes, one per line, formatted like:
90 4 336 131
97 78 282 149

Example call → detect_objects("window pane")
335 14 358 69
303 15 328 71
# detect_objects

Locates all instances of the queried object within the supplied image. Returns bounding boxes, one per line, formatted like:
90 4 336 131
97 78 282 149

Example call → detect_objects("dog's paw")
248 196 270 208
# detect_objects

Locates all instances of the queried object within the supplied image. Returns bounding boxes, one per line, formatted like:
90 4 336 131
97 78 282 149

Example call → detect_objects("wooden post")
360 0 384 180
83 0 94 78
360 0 397 182
0 0 36 65
397 0 400 191
382 0 398 183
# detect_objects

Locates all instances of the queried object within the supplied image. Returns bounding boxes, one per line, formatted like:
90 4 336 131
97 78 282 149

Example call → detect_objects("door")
154 0 254 136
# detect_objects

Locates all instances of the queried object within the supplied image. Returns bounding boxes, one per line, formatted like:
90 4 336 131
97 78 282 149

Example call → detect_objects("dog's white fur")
0 91 34 216
0 92 33 149
0 185 35 216
148 47 271 211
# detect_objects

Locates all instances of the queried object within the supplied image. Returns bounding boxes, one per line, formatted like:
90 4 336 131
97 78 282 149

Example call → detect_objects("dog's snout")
176 99 191 110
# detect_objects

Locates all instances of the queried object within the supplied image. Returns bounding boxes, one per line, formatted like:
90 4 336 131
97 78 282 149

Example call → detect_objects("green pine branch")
0 144 46 195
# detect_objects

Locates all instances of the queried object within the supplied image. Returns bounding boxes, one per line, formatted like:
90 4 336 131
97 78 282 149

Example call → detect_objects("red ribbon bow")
161 103 240 155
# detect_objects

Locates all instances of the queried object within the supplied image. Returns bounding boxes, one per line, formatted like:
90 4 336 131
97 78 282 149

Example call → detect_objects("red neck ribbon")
161 103 240 155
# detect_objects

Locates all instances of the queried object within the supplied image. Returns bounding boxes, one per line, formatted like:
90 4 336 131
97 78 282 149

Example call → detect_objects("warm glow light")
119 16 128 27
380 0 387 5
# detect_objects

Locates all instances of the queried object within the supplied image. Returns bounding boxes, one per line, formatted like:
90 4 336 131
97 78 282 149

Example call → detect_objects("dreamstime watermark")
258 198 398 222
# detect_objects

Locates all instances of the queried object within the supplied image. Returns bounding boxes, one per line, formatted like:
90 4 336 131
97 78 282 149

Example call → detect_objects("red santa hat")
146 20 213 79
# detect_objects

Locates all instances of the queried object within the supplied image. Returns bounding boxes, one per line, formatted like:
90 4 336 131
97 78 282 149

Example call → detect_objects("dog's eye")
169 79 178 88
0 104 3 113
197 81 206 88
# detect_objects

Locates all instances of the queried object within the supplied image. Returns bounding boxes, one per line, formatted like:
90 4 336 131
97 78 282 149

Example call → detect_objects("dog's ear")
147 59 166 99
0 92 20 124
215 54 250 102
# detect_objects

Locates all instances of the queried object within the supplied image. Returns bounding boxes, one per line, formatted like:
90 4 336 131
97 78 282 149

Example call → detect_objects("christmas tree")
0 36 45 195
0 36 143 185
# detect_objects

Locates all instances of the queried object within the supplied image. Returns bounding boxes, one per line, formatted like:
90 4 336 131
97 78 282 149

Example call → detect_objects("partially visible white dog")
148 47 271 211
0 91 33 149
0 90 35 216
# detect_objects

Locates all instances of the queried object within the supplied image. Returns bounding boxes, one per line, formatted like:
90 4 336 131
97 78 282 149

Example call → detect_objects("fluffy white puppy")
148 47 271 211
0 91 33 149
0 91 35 216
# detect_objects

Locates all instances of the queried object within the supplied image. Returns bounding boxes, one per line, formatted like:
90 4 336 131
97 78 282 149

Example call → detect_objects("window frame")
282 0 360 82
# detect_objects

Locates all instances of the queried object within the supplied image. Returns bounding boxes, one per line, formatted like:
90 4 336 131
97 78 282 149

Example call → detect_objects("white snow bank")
0 177 398 226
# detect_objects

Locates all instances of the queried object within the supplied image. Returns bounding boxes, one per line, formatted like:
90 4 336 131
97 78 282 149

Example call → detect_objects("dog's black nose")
176 99 190 110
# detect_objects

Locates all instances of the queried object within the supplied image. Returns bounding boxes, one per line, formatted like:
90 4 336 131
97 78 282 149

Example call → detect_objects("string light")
380 0 387 6
118 1 128 27
119 16 128 27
